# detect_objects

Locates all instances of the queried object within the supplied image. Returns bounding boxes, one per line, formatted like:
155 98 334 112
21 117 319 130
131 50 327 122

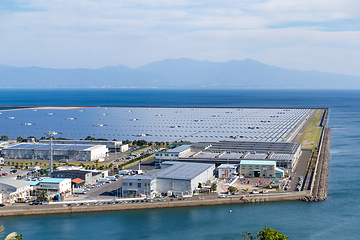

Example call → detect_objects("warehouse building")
122 161 215 198
50 170 102 185
2 143 108 161
155 141 302 171
155 145 191 160
36 178 72 199
39 139 128 153
239 160 284 178
218 164 238 179
0 178 31 204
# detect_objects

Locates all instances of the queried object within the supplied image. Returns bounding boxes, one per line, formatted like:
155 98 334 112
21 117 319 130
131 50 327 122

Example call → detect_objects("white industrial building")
156 141 302 171
2 143 108 161
39 140 128 152
155 145 191 160
0 178 31 204
36 178 72 198
122 161 215 198
218 164 238 179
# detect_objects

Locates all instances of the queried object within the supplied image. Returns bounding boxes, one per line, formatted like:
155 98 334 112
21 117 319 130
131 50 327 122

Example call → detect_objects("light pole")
45 131 61 175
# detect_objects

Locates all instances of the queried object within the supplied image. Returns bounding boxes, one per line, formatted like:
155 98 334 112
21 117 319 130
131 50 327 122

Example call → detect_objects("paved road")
289 150 311 191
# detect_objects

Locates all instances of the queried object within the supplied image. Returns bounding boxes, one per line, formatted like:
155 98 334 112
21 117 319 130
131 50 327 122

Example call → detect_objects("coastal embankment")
0 191 308 217
302 125 331 202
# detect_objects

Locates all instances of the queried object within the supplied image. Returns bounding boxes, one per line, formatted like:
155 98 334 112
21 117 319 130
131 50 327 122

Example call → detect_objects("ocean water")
0 89 359 240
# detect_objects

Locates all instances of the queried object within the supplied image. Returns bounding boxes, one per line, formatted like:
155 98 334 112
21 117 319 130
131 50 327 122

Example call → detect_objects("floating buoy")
229 210 232 213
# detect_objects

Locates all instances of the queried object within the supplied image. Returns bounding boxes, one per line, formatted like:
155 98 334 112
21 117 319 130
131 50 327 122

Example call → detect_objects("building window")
123 183 127 186
138 183 141 188
129 183 132 186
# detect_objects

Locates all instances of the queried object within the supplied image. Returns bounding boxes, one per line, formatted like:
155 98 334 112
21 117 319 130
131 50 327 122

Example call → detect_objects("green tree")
210 182 217 192
240 226 288 240
85 136 95 140
39 191 47 201
228 186 237 194
16 136 24 142
198 183 202 189
28 136 37 141
40 169 46 175
0 135 9 141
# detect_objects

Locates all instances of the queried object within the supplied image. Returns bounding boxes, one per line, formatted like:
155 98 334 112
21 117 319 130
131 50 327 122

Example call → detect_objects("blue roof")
40 178 70 183
240 160 276 166
23 180 40 186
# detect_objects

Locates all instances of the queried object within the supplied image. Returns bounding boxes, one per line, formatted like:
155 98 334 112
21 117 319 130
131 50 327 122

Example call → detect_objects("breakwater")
302 126 331 202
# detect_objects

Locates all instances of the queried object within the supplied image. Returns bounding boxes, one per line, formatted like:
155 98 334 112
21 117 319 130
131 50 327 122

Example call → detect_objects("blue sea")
0 89 359 240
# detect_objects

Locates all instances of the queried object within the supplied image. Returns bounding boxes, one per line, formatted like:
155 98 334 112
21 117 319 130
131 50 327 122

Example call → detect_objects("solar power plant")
0 107 312 143
219 153 242 159
195 153 218 158
245 153 267 159
271 154 292 161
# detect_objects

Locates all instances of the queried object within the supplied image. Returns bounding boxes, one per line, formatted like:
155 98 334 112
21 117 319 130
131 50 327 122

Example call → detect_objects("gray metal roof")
126 161 214 181
0 178 30 189
167 145 191 153
4 143 103 151
201 141 300 154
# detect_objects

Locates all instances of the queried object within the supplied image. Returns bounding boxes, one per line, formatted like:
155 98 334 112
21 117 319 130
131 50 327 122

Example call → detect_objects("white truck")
119 170 133 175
73 188 87 194
107 176 117 181
99 178 110 183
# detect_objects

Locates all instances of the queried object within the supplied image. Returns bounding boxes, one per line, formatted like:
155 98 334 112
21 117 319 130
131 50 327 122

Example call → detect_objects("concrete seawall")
0 192 308 217
302 127 331 202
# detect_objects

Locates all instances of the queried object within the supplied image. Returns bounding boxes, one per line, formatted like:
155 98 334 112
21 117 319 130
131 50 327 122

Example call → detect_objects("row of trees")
2 135 171 148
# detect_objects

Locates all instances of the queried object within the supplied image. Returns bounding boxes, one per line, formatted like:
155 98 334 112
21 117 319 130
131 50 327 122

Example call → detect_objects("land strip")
0 191 309 217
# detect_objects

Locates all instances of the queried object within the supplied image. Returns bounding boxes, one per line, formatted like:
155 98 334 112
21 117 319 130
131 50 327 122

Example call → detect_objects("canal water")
0 89 358 240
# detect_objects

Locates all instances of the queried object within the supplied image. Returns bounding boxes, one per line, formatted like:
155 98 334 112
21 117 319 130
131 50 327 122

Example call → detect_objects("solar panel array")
245 153 267 159
271 154 292 161
0 107 312 143
195 153 218 158
219 153 242 159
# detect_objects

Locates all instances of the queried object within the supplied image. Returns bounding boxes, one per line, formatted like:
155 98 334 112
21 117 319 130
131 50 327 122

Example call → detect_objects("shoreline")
0 108 332 217
0 191 309 217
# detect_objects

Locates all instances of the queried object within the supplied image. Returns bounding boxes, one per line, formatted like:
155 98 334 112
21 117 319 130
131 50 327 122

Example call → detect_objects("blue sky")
0 0 359 76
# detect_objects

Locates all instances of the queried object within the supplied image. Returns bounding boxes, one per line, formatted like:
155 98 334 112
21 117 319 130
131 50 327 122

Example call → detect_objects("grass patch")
297 110 323 149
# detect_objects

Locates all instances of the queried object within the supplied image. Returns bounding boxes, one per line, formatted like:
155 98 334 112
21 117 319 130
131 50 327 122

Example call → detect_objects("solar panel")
0 107 312 143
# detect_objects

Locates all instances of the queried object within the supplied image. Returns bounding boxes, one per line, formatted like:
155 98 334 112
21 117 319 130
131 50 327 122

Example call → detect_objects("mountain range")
1 58 359 88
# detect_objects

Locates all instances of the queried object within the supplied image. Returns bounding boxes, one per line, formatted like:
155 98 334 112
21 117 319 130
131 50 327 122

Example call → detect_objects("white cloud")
0 0 359 75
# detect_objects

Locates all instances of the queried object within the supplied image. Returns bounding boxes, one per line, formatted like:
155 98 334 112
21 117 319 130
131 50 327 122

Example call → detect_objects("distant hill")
1 59 360 88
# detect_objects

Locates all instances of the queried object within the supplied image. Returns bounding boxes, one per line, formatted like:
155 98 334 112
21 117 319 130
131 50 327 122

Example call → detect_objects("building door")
254 170 260 177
